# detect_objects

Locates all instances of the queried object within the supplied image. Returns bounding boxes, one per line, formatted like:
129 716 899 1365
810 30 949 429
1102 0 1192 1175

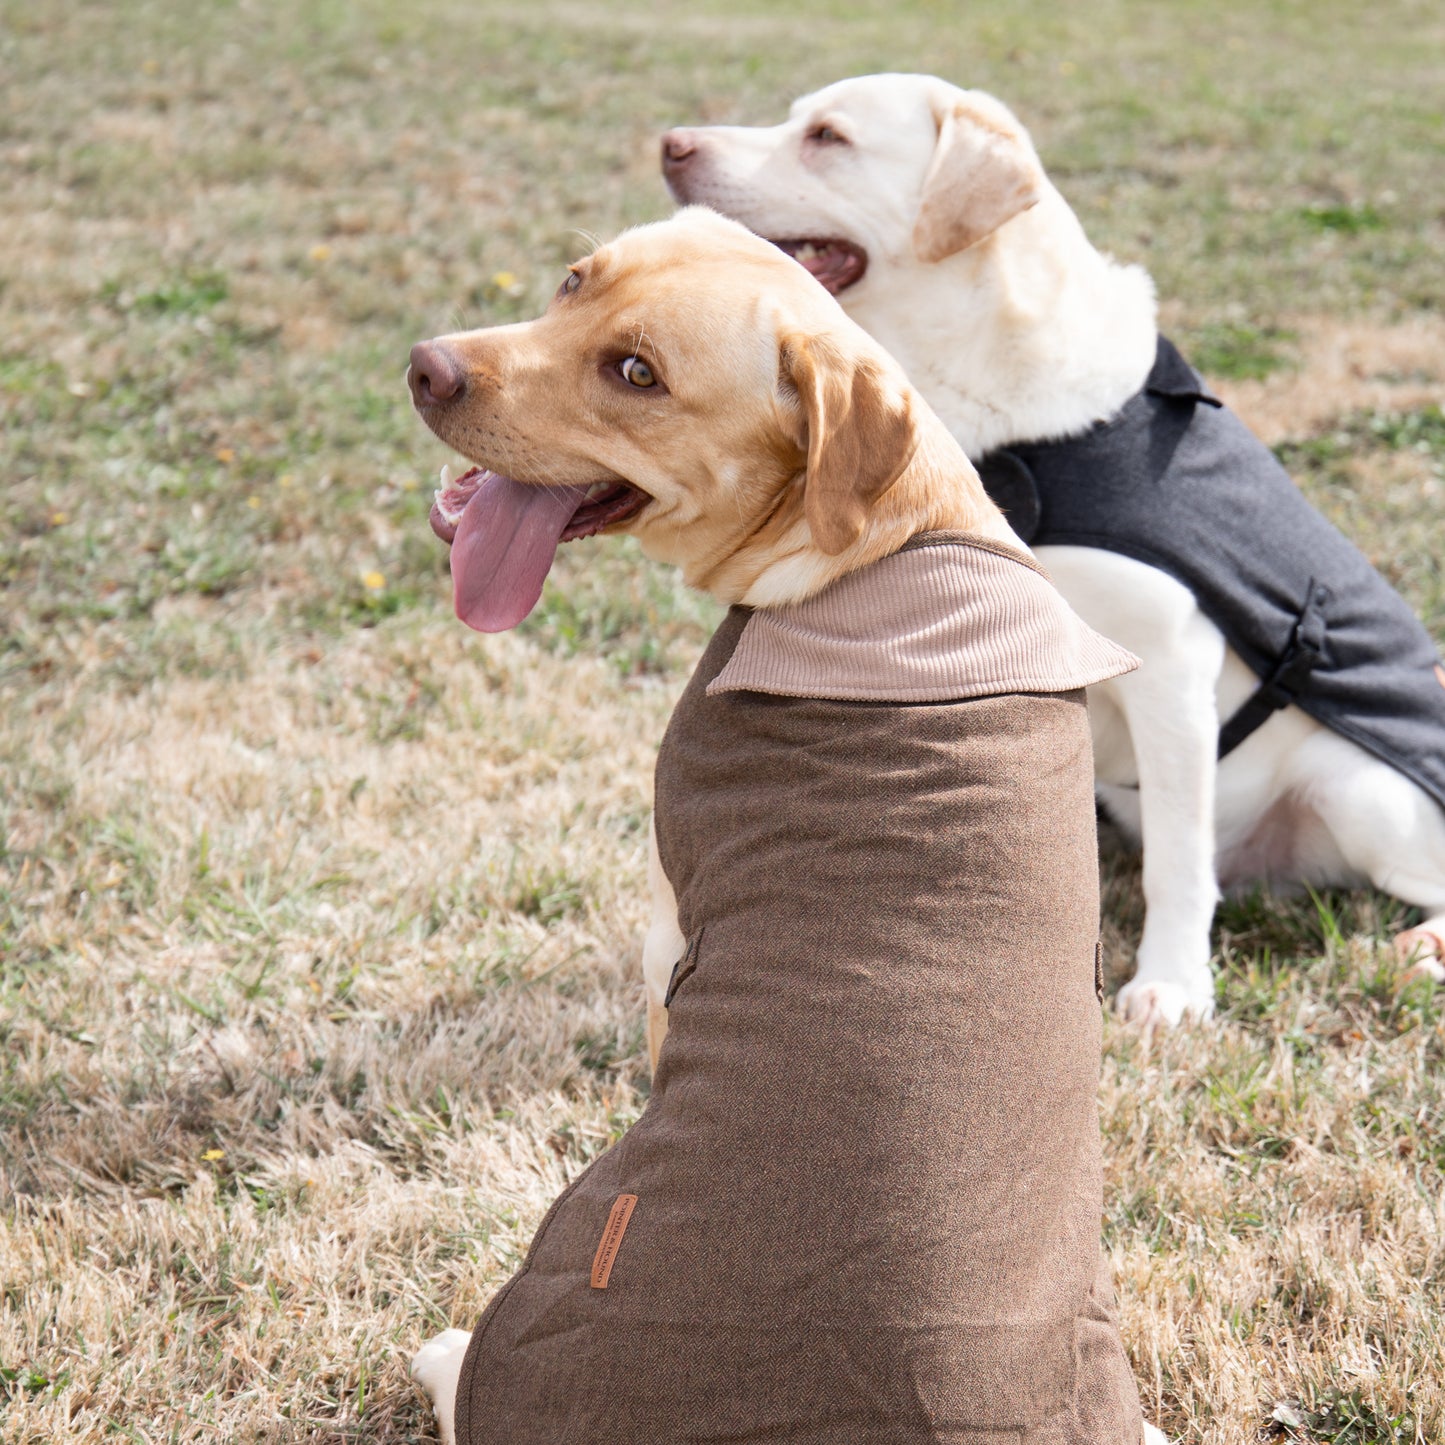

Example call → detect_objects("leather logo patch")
590 1194 638 1289
1436 664 1445 691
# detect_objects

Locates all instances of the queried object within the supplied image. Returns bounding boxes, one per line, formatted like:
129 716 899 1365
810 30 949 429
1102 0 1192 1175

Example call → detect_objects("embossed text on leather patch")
590 1194 638 1289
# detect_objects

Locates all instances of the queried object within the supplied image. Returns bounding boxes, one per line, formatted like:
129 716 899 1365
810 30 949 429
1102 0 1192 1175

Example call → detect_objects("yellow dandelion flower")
362 571 386 591
215 447 235 464
202 1148 225 1162
491 270 517 289
49 510 68 527
310 243 332 262
247 496 261 509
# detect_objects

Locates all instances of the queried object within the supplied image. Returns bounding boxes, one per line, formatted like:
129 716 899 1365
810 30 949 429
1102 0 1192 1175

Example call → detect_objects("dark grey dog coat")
979 336 1445 805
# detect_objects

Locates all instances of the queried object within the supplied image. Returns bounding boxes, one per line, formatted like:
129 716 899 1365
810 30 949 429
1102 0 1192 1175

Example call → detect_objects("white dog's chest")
1038 545 1296 784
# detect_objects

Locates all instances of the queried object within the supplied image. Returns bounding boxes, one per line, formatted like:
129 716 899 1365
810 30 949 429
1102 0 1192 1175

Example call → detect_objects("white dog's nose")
660 128 698 174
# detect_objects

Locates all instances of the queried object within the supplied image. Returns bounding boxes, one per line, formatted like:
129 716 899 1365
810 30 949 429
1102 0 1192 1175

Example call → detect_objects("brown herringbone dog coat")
453 534 1144 1443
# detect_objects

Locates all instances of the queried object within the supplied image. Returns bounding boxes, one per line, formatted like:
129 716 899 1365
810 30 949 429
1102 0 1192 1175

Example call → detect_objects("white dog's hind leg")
411 1328 471 1445
1305 739 1445 982
1396 919 1445 981
643 813 686 1073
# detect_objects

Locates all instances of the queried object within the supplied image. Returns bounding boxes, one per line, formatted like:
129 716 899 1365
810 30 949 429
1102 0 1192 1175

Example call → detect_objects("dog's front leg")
411 1328 471 1445
1110 625 1224 1027
1042 549 1222 1026
642 813 685 1073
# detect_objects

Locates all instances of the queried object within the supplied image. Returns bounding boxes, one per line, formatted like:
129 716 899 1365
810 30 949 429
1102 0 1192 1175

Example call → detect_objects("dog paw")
1394 926 1445 984
411 1328 470 1445
1116 978 1214 1029
1142 1424 1173 1445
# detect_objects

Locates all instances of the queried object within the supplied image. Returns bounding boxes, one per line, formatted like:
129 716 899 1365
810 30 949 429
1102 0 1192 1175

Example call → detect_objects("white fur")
664 75 1159 458
664 72 1445 1023
411 1327 470 1445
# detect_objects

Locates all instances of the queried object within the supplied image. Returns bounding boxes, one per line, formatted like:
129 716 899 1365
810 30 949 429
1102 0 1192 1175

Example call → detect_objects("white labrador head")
661 73 1047 297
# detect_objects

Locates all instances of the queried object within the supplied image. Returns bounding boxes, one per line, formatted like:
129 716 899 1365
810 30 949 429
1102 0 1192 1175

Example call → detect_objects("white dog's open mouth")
430 465 649 632
771 238 868 294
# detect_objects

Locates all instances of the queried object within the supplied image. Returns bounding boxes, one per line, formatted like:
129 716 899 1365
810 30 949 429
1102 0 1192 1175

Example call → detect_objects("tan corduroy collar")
708 531 1139 703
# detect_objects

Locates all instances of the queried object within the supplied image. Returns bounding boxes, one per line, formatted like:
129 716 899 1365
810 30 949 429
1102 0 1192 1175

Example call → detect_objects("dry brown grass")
3 1 1444 1441
2 624 667 1439
1214 315 1445 446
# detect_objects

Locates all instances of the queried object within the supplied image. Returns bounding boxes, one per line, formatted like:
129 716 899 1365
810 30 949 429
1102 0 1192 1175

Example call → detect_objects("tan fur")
783 334 920 554
646 999 669 1074
414 207 1009 609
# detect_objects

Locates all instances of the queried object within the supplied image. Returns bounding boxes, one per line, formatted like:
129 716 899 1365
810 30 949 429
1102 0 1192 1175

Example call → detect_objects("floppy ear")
781 334 919 556
912 100 1044 263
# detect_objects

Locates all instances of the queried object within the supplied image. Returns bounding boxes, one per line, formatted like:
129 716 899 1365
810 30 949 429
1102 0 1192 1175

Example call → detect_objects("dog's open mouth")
430 465 649 632
771 238 868 295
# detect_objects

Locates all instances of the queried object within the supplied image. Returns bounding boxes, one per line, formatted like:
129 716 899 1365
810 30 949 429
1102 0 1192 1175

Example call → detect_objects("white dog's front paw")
1117 977 1214 1028
411 1327 471 1445
1142 1423 1173 1445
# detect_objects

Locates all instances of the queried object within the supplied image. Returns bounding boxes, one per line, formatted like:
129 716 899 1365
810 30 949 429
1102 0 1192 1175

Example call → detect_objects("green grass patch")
102 268 230 317
1187 323 1297 381
1297 1388 1416 1445
1299 203 1387 236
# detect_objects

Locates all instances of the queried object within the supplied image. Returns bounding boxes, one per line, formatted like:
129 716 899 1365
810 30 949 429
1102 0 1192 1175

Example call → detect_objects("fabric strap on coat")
979 436 1333 761
1215 581 1329 758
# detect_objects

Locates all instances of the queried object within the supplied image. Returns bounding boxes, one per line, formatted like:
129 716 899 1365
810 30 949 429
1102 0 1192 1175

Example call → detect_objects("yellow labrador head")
408 208 944 630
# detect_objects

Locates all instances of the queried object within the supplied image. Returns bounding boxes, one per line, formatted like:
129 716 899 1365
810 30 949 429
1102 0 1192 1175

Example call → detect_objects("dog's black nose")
660 129 697 173
408 341 465 408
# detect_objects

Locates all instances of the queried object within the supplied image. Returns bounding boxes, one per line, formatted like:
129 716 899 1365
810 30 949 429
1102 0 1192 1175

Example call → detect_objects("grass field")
2 0 1444 1440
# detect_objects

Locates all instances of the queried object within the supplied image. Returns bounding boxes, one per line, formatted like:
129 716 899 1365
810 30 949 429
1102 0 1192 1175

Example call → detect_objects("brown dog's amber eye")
620 356 656 388
561 270 582 294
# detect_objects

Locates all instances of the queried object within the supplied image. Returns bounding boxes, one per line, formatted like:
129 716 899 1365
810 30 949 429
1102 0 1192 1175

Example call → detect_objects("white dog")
662 73 1445 1026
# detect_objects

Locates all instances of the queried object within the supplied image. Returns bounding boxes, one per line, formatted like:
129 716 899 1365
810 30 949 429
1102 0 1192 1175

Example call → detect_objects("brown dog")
407 208 1163 1445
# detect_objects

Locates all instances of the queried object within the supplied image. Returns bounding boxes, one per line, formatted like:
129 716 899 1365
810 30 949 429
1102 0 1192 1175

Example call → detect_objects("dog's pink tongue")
449 472 587 632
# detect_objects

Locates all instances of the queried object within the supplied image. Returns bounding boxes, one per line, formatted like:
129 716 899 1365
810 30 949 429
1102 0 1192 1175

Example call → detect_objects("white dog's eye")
808 125 847 145
561 270 582 295
620 356 657 388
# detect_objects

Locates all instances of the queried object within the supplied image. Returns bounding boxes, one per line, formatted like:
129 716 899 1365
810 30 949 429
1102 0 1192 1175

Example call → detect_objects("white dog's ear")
912 100 1043 263
781 335 918 556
